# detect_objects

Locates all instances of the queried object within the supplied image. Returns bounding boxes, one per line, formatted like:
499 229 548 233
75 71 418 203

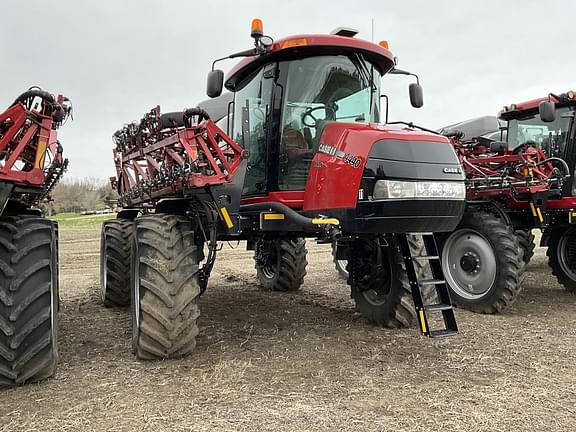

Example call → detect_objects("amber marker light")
282 38 308 49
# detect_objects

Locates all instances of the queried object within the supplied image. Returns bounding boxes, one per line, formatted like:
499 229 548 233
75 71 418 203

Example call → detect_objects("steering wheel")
302 106 335 128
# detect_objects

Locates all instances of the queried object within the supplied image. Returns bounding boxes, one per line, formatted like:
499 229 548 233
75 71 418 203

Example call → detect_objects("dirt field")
1 228 575 432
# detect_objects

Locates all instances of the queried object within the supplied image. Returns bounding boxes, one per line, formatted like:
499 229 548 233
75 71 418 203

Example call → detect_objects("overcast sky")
2 0 574 179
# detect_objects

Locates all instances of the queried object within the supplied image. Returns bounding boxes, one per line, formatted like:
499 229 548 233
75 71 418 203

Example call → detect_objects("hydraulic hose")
239 201 341 237
535 157 571 178
184 107 211 121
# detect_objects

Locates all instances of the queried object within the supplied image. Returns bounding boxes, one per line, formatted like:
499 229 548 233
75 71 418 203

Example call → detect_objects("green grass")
51 212 115 229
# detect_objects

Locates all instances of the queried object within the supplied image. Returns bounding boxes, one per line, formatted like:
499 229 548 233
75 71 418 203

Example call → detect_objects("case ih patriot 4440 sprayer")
0 88 71 385
100 20 467 361
436 92 576 313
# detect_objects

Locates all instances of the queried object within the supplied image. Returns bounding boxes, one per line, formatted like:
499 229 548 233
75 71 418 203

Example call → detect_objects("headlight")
373 180 465 200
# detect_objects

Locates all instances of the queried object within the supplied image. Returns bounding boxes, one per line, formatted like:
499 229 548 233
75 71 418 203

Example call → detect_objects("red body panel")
303 123 450 211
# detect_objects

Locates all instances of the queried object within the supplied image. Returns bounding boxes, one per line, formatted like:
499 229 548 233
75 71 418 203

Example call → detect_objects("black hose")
535 157 571 178
12 88 56 106
184 107 210 121
386 121 440 136
240 202 316 227
443 129 464 139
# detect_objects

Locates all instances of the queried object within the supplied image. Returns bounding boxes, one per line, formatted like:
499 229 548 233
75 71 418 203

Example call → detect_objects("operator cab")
505 106 574 158
230 54 382 194
205 21 429 204
500 93 576 195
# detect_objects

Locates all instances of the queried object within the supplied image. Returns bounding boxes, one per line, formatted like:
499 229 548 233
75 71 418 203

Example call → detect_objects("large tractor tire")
0 216 58 386
100 219 134 306
348 236 427 328
130 214 201 360
516 229 536 265
439 211 525 314
547 227 576 293
254 238 307 292
332 241 349 280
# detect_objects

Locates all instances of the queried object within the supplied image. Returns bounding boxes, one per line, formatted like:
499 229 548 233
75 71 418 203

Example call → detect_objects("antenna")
371 18 374 42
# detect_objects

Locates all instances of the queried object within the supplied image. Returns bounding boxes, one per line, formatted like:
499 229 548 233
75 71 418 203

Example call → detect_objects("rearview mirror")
207 70 224 98
409 83 423 108
539 100 556 123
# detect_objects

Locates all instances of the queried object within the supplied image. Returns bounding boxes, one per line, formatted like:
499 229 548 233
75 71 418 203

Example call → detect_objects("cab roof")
224 34 395 91
499 90 576 120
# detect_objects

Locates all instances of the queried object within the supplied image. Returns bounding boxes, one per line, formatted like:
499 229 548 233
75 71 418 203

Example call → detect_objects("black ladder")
396 233 458 338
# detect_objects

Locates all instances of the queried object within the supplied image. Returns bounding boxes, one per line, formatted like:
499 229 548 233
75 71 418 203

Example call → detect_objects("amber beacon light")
251 18 263 38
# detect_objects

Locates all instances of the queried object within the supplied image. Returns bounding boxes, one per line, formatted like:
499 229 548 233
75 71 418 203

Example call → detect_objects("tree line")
43 178 117 215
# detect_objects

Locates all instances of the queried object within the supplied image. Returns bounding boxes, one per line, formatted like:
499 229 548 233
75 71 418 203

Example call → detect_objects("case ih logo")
443 167 462 174
318 143 362 168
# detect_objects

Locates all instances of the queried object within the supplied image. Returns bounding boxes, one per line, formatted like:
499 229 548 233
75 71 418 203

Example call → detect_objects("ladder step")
429 329 458 338
413 255 439 261
419 278 446 286
423 303 452 312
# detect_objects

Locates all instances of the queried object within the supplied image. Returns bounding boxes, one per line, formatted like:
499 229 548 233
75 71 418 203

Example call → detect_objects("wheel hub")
460 252 481 274
350 247 393 306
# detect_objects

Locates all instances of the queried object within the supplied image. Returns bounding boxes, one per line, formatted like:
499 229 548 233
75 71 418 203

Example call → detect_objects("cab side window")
233 67 274 195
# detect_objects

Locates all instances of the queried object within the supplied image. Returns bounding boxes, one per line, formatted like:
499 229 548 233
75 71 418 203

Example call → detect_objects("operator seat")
281 127 313 189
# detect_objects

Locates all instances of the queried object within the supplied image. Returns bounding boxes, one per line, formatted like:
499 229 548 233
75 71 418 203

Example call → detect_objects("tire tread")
0 216 57 386
132 214 201 360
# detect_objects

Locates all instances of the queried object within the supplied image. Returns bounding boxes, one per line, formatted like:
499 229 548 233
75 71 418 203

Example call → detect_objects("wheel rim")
557 228 576 281
259 242 278 280
442 228 497 299
336 259 349 277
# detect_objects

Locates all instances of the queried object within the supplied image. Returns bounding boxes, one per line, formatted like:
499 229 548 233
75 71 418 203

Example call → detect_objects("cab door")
232 64 277 196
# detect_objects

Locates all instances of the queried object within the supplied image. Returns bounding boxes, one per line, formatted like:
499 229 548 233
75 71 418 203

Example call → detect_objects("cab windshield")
278 55 381 190
507 107 574 157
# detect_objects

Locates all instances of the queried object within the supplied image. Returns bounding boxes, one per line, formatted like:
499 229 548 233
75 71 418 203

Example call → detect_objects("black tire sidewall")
351 247 402 315
255 238 307 292
130 232 140 354
348 238 416 328
547 227 576 292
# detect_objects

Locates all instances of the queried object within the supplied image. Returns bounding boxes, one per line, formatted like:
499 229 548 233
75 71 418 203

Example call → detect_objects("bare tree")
43 178 118 214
